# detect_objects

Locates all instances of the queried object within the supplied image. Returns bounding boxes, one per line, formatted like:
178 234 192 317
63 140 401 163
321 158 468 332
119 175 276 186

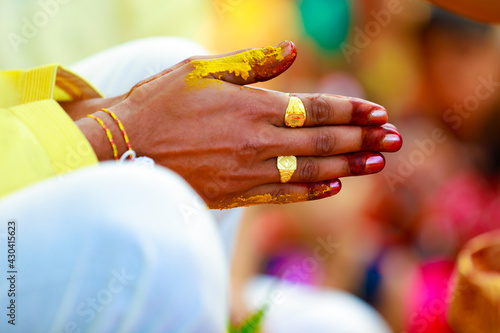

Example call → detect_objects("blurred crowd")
222 1 500 332
3 0 499 332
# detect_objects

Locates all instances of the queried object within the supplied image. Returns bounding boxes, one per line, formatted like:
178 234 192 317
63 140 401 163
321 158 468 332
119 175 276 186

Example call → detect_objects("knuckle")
346 155 365 176
313 130 336 155
270 186 288 198
183 57 205 71
236 138 262 161
245 105 267 122
185 56 201 63
345 160 355 176
309 94 332 124
299 158 320 182
255 126 274 146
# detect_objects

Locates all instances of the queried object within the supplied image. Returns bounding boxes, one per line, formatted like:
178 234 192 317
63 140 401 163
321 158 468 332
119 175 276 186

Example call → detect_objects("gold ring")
277 155 297 183
284 95 306 127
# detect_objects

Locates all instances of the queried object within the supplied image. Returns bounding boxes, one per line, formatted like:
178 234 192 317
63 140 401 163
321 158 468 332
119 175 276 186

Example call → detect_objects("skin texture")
427 0 500 23
60 95 125 121
65 41 402 209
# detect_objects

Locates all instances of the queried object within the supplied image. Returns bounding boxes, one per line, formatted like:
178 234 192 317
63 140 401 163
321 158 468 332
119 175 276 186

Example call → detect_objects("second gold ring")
277 155 297 183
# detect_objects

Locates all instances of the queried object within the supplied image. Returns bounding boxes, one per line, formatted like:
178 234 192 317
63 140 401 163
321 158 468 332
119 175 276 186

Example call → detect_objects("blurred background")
3 0 500 332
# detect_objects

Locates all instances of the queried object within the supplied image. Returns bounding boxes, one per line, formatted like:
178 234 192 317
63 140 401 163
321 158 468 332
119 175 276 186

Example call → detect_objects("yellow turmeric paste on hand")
185 46 284 85
209 184 333 210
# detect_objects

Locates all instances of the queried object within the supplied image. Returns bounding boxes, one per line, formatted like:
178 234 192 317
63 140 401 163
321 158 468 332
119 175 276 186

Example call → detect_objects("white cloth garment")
245 275 393 333
0 163 228 332
70 36 209 97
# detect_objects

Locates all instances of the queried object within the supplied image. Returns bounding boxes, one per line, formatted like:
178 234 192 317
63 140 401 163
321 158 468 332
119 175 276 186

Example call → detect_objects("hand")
76 41 402 209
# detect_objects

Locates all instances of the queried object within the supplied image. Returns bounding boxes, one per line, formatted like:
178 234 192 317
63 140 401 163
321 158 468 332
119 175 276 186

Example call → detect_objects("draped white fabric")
0 163 228 332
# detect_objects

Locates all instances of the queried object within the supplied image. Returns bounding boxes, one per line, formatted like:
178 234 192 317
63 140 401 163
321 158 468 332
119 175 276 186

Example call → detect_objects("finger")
126 59 193 97
185 41 297 85
259 152 385 183
128 41 296 95
265 93 388 127
381 123 399 133
208 179 342 209
264 125 402 158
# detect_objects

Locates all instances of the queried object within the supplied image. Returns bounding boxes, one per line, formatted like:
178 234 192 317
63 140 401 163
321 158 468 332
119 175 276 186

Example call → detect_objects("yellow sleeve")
0 64 102 198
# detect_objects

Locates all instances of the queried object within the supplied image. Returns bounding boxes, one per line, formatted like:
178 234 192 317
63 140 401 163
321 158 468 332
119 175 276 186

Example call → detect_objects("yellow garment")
0 64 100 198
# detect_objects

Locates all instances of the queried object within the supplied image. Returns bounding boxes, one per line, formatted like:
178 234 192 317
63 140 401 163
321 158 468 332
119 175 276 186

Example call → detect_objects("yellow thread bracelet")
86 114 119 160
100 108 133 159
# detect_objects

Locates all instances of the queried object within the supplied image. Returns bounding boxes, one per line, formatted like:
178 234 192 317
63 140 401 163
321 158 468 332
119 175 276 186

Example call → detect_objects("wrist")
75 107 133 162
76 115 114 161
60 94 126 121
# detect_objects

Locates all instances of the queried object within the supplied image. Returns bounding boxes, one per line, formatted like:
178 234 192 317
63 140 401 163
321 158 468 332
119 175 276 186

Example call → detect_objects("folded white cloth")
0 163 228 332
245 275 393 333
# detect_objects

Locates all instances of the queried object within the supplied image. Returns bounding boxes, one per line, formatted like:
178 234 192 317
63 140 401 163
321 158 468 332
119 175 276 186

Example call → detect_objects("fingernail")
365 155 385 173
383 134 402 151
321 179 342 198
382 123 399 133
318 180 341 199
276 40 296 58
328 179 341 192
307 179 341 200
369 109 388 124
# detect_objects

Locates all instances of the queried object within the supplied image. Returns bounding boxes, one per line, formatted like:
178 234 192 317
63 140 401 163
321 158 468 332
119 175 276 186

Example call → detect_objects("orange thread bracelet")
86 114 119 160
100 108 133 159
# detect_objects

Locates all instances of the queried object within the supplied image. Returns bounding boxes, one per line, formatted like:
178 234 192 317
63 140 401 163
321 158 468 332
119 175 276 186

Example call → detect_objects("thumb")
186 40 297 85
